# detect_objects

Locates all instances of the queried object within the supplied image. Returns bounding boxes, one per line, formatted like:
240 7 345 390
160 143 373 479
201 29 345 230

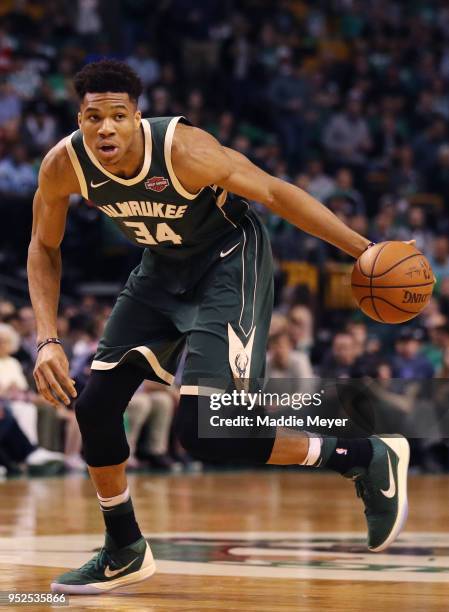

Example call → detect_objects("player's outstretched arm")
173 125 370 258
27 140 79 407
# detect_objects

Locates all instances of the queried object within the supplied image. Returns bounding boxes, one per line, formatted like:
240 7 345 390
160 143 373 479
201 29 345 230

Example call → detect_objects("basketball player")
27 60 409 594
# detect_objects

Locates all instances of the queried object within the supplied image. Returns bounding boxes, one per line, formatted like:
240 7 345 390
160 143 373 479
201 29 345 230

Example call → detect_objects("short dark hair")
73 59 143 103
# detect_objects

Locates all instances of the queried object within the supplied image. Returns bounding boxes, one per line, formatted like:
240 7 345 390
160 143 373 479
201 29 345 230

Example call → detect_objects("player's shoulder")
39 136 80 195
171 121 232 188
172 121 221 163
40 136 72 177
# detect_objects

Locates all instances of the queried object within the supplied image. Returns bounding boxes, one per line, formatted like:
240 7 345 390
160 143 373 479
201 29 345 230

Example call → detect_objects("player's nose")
98 118 116 136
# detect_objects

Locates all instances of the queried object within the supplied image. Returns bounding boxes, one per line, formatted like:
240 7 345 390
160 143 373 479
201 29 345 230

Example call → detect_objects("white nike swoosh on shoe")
104 557 139 578
90 179 110 189
380 452 396 498
220 242 240 258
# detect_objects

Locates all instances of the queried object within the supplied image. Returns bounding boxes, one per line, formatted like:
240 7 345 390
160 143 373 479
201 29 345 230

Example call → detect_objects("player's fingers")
34 369 60 407
52 362 78 399
404 239 416 246
39 364 70 405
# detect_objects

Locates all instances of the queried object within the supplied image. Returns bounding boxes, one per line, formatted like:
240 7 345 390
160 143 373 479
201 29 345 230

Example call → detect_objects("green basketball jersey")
66 116 248 262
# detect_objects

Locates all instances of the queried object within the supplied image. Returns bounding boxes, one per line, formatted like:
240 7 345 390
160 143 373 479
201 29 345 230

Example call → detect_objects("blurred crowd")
1 0 449 474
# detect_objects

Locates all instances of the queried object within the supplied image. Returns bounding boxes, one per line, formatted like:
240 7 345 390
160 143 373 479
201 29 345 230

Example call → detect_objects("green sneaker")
51 535 156 594
346 435 409 552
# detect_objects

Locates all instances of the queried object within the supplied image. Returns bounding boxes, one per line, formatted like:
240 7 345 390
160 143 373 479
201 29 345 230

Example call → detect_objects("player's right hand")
33 343 77 408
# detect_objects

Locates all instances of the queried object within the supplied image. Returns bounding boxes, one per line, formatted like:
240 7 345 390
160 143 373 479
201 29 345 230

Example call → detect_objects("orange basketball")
351 241 435 323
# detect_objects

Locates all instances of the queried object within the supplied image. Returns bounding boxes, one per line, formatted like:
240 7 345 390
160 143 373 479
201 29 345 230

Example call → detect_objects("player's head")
74 59 143 167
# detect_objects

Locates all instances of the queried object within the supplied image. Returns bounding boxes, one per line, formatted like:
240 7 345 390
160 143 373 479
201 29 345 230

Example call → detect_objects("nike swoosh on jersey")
90 179 110 189
104 557 139 578
380 452 396 498
220 242 240 258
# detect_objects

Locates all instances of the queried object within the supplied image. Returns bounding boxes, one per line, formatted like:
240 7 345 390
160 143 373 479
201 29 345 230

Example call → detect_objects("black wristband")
37 337 62 352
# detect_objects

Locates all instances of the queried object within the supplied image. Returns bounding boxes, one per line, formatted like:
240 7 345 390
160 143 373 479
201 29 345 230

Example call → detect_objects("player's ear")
77 111 82 128
134 109 141 129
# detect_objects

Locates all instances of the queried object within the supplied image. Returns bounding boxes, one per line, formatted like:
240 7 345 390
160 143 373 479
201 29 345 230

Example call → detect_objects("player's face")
78 93 141 167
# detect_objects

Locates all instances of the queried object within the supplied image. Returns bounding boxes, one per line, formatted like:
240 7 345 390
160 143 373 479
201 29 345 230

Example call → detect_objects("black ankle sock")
100 497 142 548
325 438 373 475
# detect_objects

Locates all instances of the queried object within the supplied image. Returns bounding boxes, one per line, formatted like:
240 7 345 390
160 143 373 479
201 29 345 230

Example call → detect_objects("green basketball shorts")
91 211 274 392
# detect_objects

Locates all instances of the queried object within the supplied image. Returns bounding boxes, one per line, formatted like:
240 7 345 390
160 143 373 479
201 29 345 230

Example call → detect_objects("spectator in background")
0 143 37 196
127 382 179 471
0 402 64 476
69 319 99 384
369 201 397 243
391 145 422 197
0 322 36 442
0 80 21 129
149 86 174 117
208 111 235 148
421 318 449 372
429 235 449 295
439 277 449 320
287 305 314 360
46 56 77 104
7 55 42 101
428 143 449 203
0 300 15 322
265 331 314 397
413 117 447 175
320 332 359 379
75 0 103 50
306 159 335 202
185 89 208 128
373 113 404 167
269 312 288 337
126 43 160 88
390 328 434 380
323 95 372 169
395 206 434 257
12 306 37 379
0 323 65 473
346 321 367 359
22 101 57 155
269 58 309 171
367 361 421 441
329 168 365 216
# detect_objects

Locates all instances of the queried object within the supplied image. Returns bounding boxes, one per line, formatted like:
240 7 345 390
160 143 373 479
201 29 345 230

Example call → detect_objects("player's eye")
115 114 125 120
88 115 99 121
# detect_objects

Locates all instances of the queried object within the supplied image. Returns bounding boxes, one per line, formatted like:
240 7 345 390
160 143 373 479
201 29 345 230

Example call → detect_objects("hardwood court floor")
0 470 448 611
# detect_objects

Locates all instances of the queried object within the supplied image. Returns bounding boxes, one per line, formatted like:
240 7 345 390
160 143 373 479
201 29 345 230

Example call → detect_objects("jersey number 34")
124 221 182 245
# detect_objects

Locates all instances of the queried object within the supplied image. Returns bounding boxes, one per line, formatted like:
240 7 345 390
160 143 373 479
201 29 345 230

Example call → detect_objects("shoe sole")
50 546 156 595
369 435 410 553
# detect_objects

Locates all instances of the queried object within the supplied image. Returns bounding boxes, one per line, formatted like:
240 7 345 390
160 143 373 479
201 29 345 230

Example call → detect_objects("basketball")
351 242 435 323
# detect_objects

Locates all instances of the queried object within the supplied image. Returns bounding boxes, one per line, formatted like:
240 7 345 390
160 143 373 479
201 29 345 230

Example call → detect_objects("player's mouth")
97 143 119 159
